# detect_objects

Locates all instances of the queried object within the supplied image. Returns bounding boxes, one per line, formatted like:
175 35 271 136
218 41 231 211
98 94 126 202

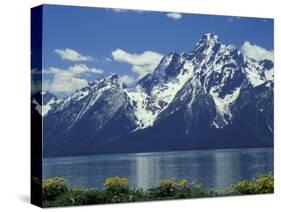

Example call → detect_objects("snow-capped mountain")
43 74 138 153
41 33 274 157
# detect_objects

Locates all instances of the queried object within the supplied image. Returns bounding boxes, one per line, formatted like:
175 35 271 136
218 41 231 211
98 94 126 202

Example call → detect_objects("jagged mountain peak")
201 32 220 43
129 32 272 130
50 73 127 118
88 73 125 89
137 33 228 93
193 33 222 53
68 74 125 101
137 52 188 93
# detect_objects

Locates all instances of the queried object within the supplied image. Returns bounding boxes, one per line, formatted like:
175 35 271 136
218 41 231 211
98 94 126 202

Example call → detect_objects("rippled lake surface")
43 148 273 190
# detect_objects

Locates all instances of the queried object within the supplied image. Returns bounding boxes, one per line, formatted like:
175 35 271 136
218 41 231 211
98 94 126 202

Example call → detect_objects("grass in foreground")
32 173 273 207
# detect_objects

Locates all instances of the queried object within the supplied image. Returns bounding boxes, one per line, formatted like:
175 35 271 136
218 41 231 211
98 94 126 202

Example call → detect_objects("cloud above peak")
54 48 93 62
43 64 104 94
68 64 104 74
111 8 127 13
119 74 135 85
45 71 88 94
112 49 163 79
166 13 182 20
241 41 273 62
109 8 147 14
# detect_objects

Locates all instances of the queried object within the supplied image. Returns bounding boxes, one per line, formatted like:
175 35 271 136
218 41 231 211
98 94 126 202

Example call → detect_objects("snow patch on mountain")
210 86 241 128
265 68 274 81
245 67 265 87
51 74 125 128
73 92 102 124
126 58 195 130
150 60 194 108
244 57 274 87
126 88 155 129
41 97 59 116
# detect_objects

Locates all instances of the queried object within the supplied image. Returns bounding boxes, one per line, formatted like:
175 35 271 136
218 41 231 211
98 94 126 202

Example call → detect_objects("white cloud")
241 41 274 62
44 64 104 75
68 64 89 74
166 13 182 20
31 79 41 94
43 64 104 94
227 16 241 22
109 8 147 13
45 71 88 94
120 74 135 85
112 49 163 79
131 63 157 78
111 8 127 13
31 68 42 75
68 64 104 74
134 10 147 14
54 48 93 61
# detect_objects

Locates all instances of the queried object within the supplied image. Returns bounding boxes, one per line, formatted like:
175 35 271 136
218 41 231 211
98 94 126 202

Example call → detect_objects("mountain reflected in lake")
43 148 273 190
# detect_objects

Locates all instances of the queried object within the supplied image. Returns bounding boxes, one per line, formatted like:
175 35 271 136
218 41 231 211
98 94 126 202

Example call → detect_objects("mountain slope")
43 74 138 155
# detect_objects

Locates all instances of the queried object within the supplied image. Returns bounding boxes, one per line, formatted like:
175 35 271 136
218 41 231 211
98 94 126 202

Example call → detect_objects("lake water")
43 148 273 190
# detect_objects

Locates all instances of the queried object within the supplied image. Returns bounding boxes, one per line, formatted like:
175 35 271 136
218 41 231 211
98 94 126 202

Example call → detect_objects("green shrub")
103 177 129 193
253 173 274 194
226 173 274 195
102 177 131 203
189 183 219 198
129 188 148 202
42 177 68 201
226 180 256 195
48 188 102 207
148 178 188 198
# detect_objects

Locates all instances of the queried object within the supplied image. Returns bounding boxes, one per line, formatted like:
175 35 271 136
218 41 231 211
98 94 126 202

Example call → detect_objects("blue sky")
39 4 274 96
